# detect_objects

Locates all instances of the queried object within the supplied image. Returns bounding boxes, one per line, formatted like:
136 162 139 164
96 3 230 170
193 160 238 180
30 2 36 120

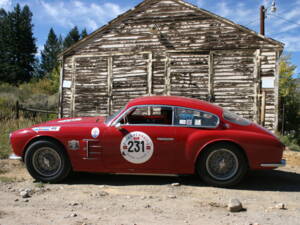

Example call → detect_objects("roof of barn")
59 0 284 58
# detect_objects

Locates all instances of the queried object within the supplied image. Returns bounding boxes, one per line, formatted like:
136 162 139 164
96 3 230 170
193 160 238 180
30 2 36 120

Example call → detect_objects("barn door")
73 56 109 117
166 52 209 100
110 53 150 113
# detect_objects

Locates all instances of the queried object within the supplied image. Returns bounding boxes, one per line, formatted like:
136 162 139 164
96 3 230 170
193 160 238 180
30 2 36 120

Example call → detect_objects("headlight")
223 110 251 126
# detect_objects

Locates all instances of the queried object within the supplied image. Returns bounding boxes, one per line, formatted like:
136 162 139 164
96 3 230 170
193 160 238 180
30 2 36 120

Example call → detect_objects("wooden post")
274 51 280 132
147 52 153 96
107 56 113 115
15 101 19 119
71 56 76 117
58 56 64 119
164 54 171 96
208 51 214 102
260 90 266 126
253 49 261 123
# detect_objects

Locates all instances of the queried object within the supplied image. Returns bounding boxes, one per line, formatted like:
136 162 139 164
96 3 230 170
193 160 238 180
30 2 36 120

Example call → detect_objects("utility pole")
260 5 265 35
260 1 277 36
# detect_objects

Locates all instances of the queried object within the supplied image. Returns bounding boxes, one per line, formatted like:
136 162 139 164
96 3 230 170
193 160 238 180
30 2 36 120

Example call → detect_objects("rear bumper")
260 159 286 167
9 153 22 160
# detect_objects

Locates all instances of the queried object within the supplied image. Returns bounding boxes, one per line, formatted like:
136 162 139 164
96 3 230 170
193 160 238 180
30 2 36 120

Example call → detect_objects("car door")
102 105 177 173
171 107 220 172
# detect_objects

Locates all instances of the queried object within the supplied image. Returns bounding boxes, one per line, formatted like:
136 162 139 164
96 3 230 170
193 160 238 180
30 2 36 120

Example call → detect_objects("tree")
81 28 88 39
278 55 300 144
63 26 80 49
0 4 36 84
41 28 62 77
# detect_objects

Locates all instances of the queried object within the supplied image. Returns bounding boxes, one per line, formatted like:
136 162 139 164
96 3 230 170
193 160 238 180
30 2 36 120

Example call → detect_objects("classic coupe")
9 96 285 187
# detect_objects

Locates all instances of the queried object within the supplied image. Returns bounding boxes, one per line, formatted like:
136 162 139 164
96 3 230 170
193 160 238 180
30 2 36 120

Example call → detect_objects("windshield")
223 110 251 126
105 109 123 125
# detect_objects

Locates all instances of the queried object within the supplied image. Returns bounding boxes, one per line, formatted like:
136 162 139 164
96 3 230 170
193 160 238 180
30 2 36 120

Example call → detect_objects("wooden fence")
15 101 58 119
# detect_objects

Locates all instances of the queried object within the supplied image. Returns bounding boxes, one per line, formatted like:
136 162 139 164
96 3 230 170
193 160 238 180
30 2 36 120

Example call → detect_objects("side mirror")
115 122 123 130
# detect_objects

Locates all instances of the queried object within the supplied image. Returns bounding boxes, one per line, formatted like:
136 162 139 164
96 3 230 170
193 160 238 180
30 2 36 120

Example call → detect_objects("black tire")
197 143 248 187
24 140 71 183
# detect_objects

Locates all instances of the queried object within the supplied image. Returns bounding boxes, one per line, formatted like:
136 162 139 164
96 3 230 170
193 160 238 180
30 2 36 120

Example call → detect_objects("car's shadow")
62 169 300 192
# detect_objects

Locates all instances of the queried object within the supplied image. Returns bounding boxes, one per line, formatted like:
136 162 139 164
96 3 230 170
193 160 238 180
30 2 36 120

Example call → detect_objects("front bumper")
9 153 22 160
260 159 286 167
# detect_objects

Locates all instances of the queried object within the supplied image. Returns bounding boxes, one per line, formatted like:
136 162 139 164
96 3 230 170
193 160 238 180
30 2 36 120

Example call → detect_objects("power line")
268 13 300 36
272 14 300 28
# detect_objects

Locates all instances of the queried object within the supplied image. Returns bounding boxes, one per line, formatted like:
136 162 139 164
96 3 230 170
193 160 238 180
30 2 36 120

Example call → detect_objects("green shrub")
279 134 300 152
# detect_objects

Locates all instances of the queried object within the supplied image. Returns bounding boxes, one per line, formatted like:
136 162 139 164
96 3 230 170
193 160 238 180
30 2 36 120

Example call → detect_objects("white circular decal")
120 131 154 164
91 127 100 138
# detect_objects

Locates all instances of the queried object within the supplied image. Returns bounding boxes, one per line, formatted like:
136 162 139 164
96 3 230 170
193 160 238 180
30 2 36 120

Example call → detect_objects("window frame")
111 105 175 127
173 107 220 129
111 104 220 129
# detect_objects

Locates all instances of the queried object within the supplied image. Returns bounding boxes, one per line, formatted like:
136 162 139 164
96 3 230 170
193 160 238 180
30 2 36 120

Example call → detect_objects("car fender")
183 130 249 166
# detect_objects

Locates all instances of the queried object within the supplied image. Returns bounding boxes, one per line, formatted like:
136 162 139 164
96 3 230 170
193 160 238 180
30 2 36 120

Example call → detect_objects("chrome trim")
157 137 175 141
110 104 220 129
114 173 178 177
9 154 22 160
261 159 286 167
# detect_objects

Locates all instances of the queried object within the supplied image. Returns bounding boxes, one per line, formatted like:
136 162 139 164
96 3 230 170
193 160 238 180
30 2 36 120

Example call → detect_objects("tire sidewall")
197 143 248 187
25 140 71 183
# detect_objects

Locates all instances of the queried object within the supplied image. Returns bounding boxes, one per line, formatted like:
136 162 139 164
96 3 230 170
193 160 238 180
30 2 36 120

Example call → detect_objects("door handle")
156 137 175 141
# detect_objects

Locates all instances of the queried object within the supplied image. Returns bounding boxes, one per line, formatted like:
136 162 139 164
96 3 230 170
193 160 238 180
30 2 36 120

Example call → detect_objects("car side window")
174 107 219 128
121 106 173 125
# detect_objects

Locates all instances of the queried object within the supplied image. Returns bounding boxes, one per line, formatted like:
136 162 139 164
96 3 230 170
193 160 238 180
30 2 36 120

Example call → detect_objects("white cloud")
36 45 44 57
196 0 206 7
276 35 300 52
0 0 11 10
38 0 125 31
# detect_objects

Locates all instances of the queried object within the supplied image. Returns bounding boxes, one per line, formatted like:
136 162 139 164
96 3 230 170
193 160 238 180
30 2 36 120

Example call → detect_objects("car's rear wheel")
197 143 248 187
25 140 71 183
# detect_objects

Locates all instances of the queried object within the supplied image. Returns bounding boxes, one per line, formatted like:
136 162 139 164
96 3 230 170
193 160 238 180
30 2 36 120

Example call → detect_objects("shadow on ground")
62 168 300 192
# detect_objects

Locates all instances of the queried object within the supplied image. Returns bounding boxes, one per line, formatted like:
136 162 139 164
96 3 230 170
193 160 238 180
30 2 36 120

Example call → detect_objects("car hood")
31 116 106 127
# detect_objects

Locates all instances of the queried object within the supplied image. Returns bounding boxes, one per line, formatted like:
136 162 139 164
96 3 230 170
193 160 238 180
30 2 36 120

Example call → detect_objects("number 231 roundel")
120 131 154 164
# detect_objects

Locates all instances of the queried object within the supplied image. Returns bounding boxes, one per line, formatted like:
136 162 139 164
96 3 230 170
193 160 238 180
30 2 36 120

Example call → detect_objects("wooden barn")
58 0 284 131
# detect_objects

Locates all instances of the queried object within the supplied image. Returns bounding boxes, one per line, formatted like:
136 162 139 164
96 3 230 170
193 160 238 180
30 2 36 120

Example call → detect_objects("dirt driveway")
0 150 300 225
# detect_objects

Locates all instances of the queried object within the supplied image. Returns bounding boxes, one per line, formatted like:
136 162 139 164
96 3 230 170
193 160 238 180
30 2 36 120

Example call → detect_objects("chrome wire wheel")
205 149 239 181
32 147 62 177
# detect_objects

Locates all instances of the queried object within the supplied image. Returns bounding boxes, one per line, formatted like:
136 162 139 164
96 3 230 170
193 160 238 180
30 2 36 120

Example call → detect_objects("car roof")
126 96 223 115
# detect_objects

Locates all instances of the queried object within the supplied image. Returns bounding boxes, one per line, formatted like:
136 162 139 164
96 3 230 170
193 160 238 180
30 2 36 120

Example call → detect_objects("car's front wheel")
25 140 71 183
197 143 248 187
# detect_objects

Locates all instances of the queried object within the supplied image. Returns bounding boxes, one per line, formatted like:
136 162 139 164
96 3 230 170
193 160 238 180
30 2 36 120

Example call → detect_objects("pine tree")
0 9 9 83
0 4 36 84
41 28 61 77
63 26 80 49
81 28 88 39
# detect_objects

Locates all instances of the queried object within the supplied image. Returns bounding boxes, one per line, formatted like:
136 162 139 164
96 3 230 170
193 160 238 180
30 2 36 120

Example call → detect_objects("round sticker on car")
120 131 154 164
91 127 100 138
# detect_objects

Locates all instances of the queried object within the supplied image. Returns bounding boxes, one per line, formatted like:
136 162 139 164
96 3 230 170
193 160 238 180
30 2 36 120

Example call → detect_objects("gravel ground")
0 150 300 225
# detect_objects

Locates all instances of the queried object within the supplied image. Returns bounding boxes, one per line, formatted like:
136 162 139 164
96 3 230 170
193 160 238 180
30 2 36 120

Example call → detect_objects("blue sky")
1 0 299 76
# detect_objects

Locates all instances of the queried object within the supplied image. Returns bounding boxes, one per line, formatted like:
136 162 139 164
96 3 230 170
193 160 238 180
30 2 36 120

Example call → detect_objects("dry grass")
0 118 44 159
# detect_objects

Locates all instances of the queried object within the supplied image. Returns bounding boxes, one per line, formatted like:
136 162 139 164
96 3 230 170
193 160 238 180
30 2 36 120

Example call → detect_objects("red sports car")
9 96 285 187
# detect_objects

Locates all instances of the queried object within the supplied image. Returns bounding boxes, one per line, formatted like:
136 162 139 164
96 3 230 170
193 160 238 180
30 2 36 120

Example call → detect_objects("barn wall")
60 0 282 130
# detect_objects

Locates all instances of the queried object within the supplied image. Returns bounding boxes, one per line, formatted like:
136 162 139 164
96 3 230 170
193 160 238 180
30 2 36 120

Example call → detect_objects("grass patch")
0 176 16 183
279 134 300 152
0 118 45 159
34 182 45 188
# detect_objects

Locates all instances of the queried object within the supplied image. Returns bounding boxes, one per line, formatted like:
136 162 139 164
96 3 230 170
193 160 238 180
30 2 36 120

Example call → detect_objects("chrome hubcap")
32 147 62 177
206 149 239 181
